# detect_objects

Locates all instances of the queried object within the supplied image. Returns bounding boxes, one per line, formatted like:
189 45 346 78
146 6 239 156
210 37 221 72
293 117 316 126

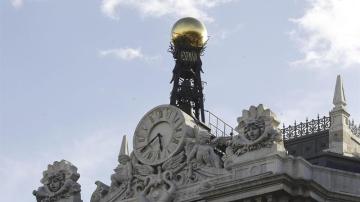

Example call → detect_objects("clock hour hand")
158 133 163 151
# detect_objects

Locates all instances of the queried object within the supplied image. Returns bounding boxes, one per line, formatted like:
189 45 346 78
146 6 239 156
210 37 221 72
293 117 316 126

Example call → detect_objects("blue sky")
1 0 360 201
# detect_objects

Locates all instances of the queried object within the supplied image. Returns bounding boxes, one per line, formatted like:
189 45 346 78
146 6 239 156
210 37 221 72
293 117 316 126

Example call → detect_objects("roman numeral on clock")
175 124 183 133
173 112 181 124
145 151 153 160
171 137 179 144
166 108 173 119
137 137 145 142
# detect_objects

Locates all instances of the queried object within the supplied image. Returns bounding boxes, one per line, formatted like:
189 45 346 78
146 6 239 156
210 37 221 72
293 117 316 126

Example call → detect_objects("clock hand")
158 133 163 151
139 134 160 152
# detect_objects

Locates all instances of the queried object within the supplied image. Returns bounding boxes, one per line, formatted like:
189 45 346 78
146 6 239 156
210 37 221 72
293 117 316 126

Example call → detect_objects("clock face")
133 105 188 165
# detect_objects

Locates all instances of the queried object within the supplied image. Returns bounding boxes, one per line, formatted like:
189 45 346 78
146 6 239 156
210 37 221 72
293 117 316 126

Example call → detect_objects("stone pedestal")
328 107 353 156
225 143 286 169
327 75 360 157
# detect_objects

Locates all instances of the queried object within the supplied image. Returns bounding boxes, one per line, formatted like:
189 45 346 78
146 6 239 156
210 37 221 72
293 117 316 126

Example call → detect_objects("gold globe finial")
171 17 208 47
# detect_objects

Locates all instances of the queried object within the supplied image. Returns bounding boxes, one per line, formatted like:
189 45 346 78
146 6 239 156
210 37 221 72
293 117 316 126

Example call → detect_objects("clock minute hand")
139 134 160 152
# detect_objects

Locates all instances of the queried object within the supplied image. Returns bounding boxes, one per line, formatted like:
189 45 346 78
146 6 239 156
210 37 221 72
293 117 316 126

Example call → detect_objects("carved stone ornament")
216 104 283 158
90 181 109 202
174 125 228 186
33 160 81 202
138 169 176 202
91 106 231 202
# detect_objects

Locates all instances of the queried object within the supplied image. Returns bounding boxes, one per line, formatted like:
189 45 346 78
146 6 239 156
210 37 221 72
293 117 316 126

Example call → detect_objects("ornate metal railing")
281 115 331 141
204 110 237 137
349 120 360 137
202 110 359 140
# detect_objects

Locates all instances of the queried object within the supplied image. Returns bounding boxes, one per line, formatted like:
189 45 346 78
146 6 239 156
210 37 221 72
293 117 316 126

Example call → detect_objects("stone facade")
33 75 360 202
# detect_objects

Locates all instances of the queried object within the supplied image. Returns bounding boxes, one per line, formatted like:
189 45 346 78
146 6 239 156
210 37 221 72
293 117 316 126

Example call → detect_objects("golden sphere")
171 17 208 47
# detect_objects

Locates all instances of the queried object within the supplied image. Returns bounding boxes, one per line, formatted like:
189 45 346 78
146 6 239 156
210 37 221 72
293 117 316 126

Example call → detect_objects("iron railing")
203 110 359 140
281 115 331 141
349 120 360 137
204 110 237 137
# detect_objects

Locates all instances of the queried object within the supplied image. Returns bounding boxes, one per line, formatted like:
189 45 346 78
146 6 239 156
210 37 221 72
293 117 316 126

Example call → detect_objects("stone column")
328 75 354 156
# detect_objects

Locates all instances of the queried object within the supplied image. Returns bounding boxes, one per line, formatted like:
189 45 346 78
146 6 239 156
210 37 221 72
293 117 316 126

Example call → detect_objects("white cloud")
99 47 161 63
101 0 235 22
290 0 360 69
211 23 243 44
10 0 24 9
99 48 144 60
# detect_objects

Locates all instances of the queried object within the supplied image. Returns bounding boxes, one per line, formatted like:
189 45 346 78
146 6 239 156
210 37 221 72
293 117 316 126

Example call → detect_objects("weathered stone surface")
89 103 360 202
328 75 360 157
213 104 286 168
333 75 347 109
110 135 132 192
90 181 109 202
90 105 231 202
198 154 360 202
33 160 82 202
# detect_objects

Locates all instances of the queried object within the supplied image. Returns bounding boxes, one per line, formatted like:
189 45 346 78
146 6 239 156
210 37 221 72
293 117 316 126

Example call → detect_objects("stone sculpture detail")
90 124 227 202
91 105 282 202
173 125 227 185
138 170 176 202
187 125 221 168
89 104 284 202
33 160 81 202
90 181 109 202
110 135 135 200
110 136 133 191
216 104 282 157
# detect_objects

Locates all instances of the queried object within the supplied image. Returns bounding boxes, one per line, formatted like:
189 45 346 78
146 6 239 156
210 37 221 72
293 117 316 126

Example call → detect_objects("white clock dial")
133 105 194 165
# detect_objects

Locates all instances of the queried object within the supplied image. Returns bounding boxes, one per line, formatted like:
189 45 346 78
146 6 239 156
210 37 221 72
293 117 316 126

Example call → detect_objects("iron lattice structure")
349 120 360 137
169 36 206 122
281 115 331 140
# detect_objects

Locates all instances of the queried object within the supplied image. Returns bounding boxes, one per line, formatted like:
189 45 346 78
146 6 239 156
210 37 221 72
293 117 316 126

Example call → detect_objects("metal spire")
333 75 346 108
